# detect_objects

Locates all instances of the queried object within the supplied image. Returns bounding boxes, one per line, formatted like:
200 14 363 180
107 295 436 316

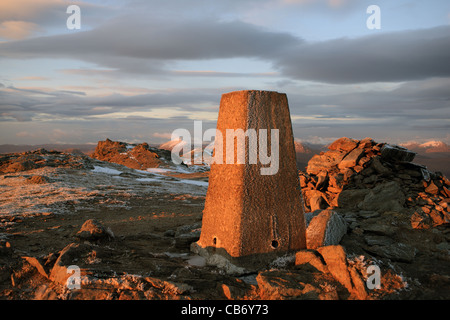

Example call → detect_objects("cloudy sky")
0 0 449 146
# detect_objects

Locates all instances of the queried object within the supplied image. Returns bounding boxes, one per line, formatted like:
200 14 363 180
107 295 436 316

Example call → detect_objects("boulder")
364 243 416 263
22 256 49 279
0 240 12 257
425 181 439 195
308 193 329 212
370 157 391 175
306 151 346 175
337 189 371 209
91 139 127 159
380 144 416 163
360 223 398 237
34 284 58 300
91 139 162 170
316 245 367 300
174 223 201 249
7 160 37 172
443 186 450 198
358 137 375 149
316 245 352 292
220 278 257 300
305 210 347 249
256 269 338 300
76 219 114 241
49 243 90 286
364 235 394 246
315 171 329 190
328 137 358 152
329 173 344 190
338 148 365 170
0 149 94 173
295 250 328 273
26 175 50 184
357 181 405 213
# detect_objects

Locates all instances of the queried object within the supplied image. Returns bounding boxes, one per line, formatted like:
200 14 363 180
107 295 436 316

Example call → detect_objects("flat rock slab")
305 210 347 249
381 144 416 163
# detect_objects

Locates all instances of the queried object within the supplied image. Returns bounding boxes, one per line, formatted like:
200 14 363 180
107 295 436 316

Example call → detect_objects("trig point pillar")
191 90 306 271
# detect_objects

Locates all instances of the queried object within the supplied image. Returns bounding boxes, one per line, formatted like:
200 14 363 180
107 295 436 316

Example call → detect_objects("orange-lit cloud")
0 0 106 39
17 76 48 81
0 0 67 21
152 132 173 140
0 21 39 40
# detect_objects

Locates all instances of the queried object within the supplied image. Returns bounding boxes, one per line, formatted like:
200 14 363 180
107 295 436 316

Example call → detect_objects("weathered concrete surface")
193 90 306 269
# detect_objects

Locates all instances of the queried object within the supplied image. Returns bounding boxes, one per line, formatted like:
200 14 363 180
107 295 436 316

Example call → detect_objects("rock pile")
2 135 448 300
10 219 405 300
300 137 450 230
0 148 94 174
90 139 169 170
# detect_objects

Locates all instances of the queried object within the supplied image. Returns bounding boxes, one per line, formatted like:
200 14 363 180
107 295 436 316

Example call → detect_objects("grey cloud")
0 85 220 120
2 74 448 124
171 70 279 78
277 26 450 84
390 77 450 102
0 15 299 73
0 0 118 32
1 9 448 85
287 77 450 123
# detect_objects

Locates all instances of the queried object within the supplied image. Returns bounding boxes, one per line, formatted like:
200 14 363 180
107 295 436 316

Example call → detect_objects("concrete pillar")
192 90 306 270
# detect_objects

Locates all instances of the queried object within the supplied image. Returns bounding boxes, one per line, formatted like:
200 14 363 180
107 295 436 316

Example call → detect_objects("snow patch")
146 168 173 174
136 177 162 182
420 141 446 148
91 166 123 175
137 176 208 187
174 179 208 187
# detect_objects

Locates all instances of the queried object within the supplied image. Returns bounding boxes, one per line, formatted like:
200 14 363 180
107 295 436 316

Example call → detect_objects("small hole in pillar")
213 237 217 246
271 240 279 249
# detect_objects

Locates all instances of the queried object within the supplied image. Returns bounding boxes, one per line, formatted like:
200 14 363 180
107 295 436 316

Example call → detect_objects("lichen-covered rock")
305 210 347 249
91 139 162 170
76 219 114 241
300 137 449 229
0 149 94 173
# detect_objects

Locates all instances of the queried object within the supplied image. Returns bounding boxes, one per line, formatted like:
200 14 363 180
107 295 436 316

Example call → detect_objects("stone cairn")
192 90 306 271
0 148 94 174
300 137 450 230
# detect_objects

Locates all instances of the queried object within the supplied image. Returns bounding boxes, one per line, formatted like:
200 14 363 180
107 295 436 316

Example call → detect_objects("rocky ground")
0 138 449 300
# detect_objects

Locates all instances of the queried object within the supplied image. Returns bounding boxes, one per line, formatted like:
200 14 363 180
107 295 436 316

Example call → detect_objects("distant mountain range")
1 139 448 177
0 143 96 155
400 141 450 153
293 140 450 178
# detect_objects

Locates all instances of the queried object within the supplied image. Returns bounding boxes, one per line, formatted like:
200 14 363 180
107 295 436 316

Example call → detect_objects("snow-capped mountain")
401 140 450 153
158 139 188 151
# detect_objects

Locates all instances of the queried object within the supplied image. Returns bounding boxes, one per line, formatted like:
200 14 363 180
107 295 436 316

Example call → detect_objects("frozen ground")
0 160 208 221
